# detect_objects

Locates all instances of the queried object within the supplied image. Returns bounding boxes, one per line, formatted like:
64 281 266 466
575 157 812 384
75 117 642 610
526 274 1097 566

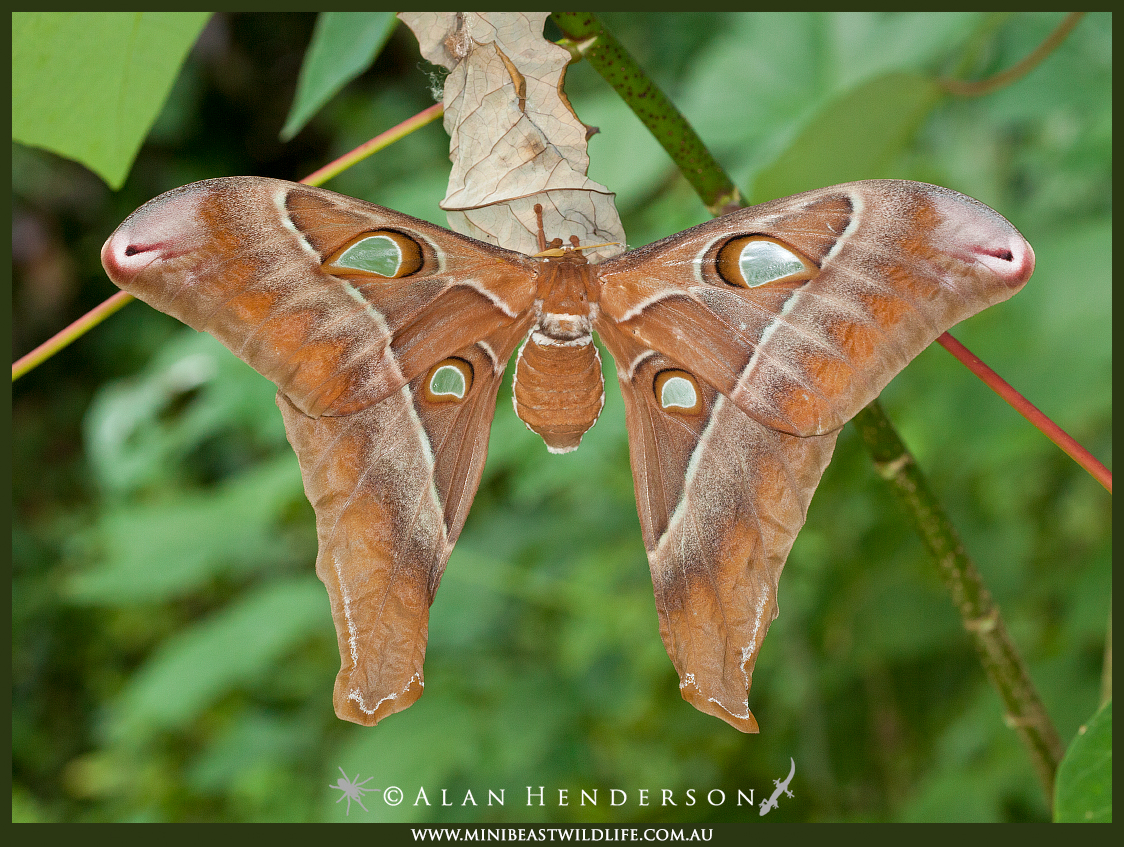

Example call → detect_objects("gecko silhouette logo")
330 767 376 815
759 758 796 816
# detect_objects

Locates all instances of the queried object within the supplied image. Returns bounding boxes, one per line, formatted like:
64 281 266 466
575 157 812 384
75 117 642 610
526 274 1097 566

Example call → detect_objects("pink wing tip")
970 235 1035 288
930 186 1036 289
101 230 162 285
101 185 207 286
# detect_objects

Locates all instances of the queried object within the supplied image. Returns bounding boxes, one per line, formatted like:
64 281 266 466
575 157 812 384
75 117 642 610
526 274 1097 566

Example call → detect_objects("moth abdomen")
512 329 605 454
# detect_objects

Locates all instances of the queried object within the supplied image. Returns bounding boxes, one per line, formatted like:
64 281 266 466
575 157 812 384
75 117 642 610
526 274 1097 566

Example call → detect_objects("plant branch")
302 102 444 187
939 332 1110 492
939 13 1084 97
12 290 134 381
852 401 1065 800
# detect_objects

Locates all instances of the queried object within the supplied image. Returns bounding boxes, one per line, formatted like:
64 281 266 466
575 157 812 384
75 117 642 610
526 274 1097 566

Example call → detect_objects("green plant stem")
551 12 743 217
852 401 1065 801
566 11 1066 806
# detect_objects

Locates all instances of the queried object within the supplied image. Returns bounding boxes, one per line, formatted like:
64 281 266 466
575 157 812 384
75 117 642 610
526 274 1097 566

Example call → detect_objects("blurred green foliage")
12 13 1110 823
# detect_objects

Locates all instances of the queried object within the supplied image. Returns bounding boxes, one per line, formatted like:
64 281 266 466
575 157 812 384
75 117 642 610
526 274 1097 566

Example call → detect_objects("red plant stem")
302 103 443 187
938 332 1111 493
12 289 134 380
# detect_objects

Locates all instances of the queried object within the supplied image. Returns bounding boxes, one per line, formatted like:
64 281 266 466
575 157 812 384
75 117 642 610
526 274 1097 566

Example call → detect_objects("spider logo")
329 767 376 815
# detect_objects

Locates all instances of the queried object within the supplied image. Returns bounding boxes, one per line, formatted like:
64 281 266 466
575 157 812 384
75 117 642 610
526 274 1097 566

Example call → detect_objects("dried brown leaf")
399 12 624 261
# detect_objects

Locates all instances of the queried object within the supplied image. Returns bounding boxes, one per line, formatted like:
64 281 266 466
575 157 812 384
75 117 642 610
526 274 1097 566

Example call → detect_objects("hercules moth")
102 176 1033 731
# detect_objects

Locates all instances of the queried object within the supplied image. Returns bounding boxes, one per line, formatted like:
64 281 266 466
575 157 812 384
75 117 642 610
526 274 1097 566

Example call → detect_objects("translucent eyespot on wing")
424 358 473 402
654 369 703 415
327 231 424 278
716 236 817 288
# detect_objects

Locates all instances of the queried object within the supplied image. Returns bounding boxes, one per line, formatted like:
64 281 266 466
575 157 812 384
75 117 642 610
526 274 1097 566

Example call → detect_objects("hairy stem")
551 12 743 216
852 401 1065 801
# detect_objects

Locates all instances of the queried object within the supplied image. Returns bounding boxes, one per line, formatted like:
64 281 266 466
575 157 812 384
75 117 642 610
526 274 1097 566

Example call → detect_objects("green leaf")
1055 699 1112 822
750 71 943 203
69 455 305 604
107 578 328 743
280 12 398 141
12 12 210 188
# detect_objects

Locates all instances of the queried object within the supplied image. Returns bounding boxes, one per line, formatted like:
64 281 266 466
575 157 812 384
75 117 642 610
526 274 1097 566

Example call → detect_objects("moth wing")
597 180 1034 437
278 317 533 725
102 176 537 418
102 176 539 725
595 180 1034 730
595 322 837 731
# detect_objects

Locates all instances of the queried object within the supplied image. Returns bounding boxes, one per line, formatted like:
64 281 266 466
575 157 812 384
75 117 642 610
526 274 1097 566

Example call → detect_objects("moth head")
532 235 620 264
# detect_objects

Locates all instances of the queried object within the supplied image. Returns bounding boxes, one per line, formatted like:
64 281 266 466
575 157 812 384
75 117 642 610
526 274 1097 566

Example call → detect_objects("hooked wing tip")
680 678 761 734
100 227 163 285
968 233 1035 288
100 183 208 288
928 185 1036 289
334 672 425 727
